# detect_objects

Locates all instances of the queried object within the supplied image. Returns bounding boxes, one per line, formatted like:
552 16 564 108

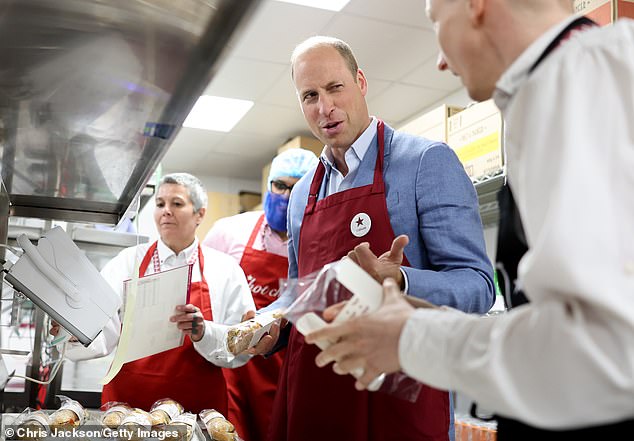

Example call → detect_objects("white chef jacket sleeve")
192 246 256 368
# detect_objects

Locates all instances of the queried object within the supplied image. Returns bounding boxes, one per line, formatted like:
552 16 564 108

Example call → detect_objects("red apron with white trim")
101 241 227 414
223 214 287 441
268 121 450 441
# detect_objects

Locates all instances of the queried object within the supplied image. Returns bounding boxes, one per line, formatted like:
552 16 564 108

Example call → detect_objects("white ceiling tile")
364 77 392 102
322 14 437 82
202 58 288 101
343 0 432 29
401 55 464 91
161 127 225 169
259 67 299 108
190 150 273 180
232 103 309 139
211 132 281 157
231 1 336 64
367 83 448 125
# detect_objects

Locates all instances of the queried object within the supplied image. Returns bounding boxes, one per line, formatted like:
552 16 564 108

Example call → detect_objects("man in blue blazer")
264 36 495 441
287 121 494 311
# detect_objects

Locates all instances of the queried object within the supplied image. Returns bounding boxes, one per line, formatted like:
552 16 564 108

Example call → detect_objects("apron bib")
101 242 227 414
223 214 288 441
268 121 450 441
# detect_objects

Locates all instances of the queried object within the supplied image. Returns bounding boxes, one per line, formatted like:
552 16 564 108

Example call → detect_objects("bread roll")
101 403 132 428
119 408 153 441
16 411 49 440
161 413 196 441
226 320 262 355
149 398 184 425
199 409 236 441
49 398 88 433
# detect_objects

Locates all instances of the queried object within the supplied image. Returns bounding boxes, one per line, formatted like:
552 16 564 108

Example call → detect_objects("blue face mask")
264 191 289 233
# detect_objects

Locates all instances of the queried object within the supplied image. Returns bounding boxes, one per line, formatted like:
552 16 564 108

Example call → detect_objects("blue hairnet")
267 148 319 189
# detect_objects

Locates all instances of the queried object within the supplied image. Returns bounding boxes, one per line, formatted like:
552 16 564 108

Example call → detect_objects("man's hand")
305 278 414 390
247 320 282 356
49 320 78 342
50 320 61 337
171 304 205 342
346 234 409 288
241 310 256 322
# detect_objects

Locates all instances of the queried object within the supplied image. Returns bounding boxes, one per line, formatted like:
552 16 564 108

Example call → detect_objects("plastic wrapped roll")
226 310 283 355
149 398 184 426
100 402 132 429
119 408 153 441
49 396 88 433
199 409 236 441
161 413 196 441
14 409 50 440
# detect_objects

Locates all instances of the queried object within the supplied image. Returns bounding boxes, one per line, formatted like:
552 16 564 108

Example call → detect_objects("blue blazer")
287 122 494 314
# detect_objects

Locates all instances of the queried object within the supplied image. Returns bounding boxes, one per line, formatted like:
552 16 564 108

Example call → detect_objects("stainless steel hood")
0 0 261 224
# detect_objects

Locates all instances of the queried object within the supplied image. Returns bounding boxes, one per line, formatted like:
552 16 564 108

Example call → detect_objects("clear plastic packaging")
100 401 132 428
199 409 238 441
49 395 88 433
226 309 284 355
282 260 423 403
12 408 50 440
119 408 153 441
162 412 197 441
149 398 184 426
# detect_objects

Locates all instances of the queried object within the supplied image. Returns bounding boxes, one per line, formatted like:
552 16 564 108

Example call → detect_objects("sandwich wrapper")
282 258 425 402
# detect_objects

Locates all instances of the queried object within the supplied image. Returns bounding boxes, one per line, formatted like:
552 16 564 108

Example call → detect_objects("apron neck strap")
246 213 266 248
371 120 386 194
144 241 201 275
306 119 387 210
139 241 159 277
529 16 597 73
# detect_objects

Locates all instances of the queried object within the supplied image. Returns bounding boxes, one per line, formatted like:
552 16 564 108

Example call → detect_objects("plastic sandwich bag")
281 259 423 403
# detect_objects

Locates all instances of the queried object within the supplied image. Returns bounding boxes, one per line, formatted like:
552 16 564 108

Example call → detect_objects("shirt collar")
320 117 378 169
494 14 581 111
157 237 199 263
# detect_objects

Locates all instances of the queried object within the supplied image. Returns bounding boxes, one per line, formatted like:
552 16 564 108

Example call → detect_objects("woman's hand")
171 304 205 342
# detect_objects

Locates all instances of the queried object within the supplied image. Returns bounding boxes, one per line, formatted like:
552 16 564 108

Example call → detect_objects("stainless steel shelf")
0 0 262 224
474 172 505 227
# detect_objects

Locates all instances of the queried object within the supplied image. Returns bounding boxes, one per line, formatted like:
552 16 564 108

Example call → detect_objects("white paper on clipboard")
101 264 192 384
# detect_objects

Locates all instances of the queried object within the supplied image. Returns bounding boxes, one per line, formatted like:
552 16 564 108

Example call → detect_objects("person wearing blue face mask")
203 147 317 441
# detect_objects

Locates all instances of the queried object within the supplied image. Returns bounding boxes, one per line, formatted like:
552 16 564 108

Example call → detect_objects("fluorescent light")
183 96 253 132
274 0 350 12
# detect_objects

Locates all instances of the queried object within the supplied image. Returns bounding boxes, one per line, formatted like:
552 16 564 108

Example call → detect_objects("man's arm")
404 144 495 313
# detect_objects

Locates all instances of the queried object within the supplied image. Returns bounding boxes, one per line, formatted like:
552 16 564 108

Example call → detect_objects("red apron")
268 121 450 441
101 241 227 414
223 214 288 441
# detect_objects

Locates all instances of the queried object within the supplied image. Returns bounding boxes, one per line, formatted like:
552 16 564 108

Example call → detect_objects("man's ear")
357 68 368 96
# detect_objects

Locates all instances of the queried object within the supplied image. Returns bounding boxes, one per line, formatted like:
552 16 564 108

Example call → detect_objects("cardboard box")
261 162 271 199
447 99 503 181
399 104 464 143
574 0 634 26
277 135 323 157
239 191 261 213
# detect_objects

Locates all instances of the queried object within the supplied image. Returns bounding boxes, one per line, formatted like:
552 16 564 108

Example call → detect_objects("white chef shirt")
399 17 634 429
65 237 255 368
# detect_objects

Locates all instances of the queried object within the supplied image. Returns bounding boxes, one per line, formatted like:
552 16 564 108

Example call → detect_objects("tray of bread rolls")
1 396 242 441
